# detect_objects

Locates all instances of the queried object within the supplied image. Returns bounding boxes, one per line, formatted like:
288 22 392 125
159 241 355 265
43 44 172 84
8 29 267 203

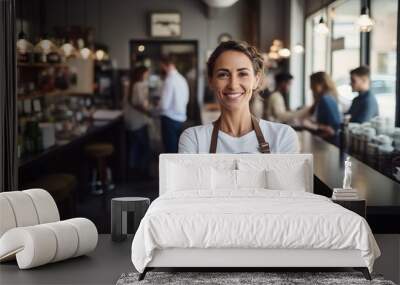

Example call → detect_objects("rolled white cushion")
1 191 39 227
0 226 57 269
23 189 60 224
0 196 17 238
0 218 98 269
42 221 79 262
64 218 98 257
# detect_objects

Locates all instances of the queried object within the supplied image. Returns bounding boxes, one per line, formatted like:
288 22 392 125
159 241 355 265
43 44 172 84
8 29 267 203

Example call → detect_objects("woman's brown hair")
207 40 264 93
310 71 339 100
128 66 149 108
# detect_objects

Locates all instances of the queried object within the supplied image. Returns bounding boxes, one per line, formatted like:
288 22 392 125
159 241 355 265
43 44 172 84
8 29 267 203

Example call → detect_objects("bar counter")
18 115 126 189
298 131 400 233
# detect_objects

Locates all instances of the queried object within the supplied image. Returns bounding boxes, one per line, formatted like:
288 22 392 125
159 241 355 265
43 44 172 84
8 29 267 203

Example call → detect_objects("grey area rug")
116 272 396 285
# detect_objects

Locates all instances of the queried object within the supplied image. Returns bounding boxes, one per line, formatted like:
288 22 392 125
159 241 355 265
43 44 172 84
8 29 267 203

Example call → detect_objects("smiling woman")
178 40 299 154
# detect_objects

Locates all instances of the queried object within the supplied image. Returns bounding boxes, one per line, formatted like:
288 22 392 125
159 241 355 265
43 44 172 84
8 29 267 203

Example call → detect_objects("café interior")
1 0 400 284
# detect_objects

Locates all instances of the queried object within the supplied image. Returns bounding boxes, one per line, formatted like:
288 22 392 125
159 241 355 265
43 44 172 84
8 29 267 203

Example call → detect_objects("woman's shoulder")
182 123 213 136
258 119 299 153
178 123 213 153
320 93 337 104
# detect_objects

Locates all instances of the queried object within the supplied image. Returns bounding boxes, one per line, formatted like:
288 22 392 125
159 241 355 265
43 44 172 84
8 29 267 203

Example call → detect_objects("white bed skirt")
148 248 366 268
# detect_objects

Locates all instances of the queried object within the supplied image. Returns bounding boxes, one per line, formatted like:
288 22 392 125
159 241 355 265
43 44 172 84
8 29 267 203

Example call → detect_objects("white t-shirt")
123 81 150 131
178 119 299 154
160 69 189 122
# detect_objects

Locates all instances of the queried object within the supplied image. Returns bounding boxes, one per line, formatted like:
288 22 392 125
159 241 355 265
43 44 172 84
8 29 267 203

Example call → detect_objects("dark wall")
41 0 246 69
304 0 336 16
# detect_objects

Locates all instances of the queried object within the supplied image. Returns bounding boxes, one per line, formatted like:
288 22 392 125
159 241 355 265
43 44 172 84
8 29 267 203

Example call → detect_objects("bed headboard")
159 154 313 196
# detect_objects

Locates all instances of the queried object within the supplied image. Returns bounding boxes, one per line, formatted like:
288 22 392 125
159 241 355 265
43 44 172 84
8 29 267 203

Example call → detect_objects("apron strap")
209 115 270 154
209 118 220 153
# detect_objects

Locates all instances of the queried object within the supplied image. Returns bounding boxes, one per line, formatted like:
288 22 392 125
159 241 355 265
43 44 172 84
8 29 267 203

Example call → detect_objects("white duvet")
131 190 380 273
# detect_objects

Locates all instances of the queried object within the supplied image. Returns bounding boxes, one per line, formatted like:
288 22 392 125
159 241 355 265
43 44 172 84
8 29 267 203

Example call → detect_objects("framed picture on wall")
149 12 181 37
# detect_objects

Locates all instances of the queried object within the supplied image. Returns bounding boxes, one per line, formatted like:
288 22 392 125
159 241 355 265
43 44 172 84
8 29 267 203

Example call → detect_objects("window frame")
305 0 400 126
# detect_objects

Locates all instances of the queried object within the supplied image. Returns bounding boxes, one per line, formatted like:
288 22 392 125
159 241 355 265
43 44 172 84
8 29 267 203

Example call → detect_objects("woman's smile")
222 91 245 100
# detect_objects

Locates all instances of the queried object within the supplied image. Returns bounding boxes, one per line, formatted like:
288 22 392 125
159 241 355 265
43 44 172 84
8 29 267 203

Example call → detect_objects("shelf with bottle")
17 90 71 100
17 93 96 160
17 62 69 68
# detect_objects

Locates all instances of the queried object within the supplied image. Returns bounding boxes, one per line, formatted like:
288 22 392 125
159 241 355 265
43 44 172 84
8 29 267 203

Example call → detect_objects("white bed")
131 154 380 280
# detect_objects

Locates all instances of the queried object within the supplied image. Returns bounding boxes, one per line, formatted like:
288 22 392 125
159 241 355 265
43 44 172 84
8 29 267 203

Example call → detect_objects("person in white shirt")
123 66 152 177
265 72 310 123
159 55 189 153
178 40 299 154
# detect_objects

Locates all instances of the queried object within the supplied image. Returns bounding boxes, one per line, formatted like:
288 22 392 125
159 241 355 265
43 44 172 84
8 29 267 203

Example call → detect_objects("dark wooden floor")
76 158 159 234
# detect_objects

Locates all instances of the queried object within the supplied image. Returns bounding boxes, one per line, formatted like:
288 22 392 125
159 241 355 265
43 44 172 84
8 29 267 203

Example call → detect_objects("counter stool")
85 143 115 195
111 197 150 242
23 173 77 219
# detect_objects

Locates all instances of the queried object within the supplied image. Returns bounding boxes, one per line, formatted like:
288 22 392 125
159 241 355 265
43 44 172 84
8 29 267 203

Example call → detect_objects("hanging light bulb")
36 37 54 55
61 0 75 58
16 2 32 54
80 47 92 59
17 32 32 54
268 51 279 60
293 43 304 54
95 49 106 61
61 42 75 57
79 0 93 60
315 16 329 35
278 48 291 58
356 6 374 32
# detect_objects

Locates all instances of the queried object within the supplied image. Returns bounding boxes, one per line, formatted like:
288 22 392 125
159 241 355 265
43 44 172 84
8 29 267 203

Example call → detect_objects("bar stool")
23 173 77 219
85 143 115 195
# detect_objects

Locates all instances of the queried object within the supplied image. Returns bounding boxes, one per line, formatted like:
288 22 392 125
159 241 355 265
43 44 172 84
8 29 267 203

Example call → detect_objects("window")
305 10 329 104
305 0 399 125
370 0 398 125
330 0 361 112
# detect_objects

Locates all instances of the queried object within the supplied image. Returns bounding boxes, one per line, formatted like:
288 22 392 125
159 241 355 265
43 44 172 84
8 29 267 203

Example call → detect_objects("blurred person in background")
159 55 189 153
123 66 152 178
264 72 310 123
347 66 379 123
303 71 342 145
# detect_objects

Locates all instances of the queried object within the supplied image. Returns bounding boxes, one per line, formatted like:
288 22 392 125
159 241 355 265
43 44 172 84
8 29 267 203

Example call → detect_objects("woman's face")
209 50 260 112
311 82 323 98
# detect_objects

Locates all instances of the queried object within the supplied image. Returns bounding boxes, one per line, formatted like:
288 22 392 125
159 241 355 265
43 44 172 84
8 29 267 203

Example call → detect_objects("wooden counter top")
297 131 400 233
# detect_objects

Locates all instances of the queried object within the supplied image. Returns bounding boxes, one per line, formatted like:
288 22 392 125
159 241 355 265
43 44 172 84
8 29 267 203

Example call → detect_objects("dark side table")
332 199 366 218
111 197 150 241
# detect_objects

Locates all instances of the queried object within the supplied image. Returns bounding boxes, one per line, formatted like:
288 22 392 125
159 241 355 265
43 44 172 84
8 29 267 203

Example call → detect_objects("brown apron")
209 115 271 154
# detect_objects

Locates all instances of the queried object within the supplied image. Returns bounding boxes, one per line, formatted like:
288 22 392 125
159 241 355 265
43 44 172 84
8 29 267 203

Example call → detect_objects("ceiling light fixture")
356 6 374 32
61 0 75 57
293 43 304 54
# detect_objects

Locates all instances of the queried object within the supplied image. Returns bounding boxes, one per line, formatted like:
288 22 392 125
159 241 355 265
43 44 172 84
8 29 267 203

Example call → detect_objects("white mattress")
131 190 380 273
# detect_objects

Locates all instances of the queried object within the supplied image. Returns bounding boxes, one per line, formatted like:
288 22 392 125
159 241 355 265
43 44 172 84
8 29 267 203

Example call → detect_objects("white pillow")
266 165 306 191
212 168 237 190
167 162 212 191
237 169 267 189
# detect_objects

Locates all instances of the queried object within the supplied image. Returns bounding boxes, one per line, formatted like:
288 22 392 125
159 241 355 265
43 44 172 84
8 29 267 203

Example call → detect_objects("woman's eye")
239 72 249 77
217 73 229 79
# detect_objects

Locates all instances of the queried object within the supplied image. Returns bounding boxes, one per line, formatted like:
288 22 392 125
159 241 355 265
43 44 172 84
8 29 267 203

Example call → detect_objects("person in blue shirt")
347 66 379 123
303 72 342 144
